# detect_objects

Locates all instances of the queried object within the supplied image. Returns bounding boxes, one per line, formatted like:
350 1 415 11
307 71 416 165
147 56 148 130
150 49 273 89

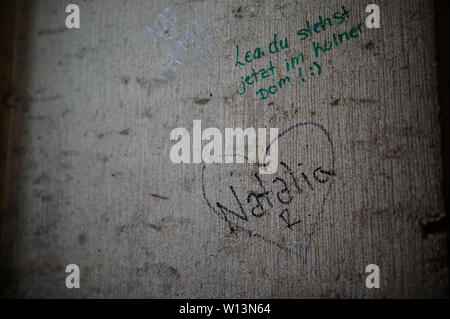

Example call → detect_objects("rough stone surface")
0 0 447 298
